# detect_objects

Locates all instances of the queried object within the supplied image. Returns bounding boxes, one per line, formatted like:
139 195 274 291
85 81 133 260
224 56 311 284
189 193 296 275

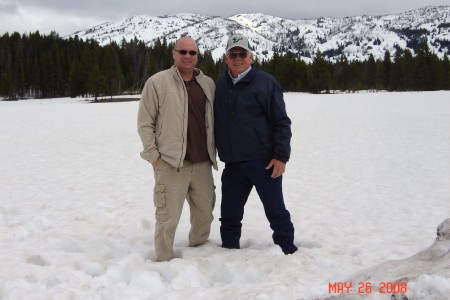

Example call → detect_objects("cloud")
0 1 18 14
0 1 108 35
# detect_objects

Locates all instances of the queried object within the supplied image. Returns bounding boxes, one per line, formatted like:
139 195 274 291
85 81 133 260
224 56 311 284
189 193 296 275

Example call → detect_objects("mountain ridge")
69 6 450 62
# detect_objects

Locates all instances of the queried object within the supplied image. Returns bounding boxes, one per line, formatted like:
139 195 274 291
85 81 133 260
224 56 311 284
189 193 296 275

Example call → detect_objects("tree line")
0 31 449 100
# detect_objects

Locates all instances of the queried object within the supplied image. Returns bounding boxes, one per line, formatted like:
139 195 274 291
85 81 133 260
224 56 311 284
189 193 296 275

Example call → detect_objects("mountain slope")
69 6 450 62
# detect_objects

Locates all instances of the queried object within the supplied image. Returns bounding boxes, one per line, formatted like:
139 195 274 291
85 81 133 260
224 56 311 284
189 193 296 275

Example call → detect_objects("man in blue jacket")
214 34 297 255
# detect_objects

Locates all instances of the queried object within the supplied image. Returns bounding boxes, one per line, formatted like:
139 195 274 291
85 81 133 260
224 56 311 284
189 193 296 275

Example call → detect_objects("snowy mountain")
69 6 450 62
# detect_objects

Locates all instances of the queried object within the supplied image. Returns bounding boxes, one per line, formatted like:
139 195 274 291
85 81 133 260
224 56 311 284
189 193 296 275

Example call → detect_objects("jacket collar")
171 66 202 81
226 66 256 85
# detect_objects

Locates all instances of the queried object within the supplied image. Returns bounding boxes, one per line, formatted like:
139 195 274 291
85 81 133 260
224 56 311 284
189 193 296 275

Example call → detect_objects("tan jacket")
137 66 217 170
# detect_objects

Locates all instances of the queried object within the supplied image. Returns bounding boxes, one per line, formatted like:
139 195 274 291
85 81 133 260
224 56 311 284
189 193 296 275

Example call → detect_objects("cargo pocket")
153 184 168 222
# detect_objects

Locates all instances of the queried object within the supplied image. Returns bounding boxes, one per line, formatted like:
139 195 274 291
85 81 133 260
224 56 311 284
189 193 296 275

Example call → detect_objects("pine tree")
414 43 435 90
87 64 106 101
390 47 405 91
333 55 347 91
382 50 392 90
68 59 83 97
402 49 415 90
442 54 450 90
365 54 377 90
309 51 332 93
103 43 125 98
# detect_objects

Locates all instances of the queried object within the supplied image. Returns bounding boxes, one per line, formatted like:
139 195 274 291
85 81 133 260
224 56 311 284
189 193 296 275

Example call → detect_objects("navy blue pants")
220 158 297 254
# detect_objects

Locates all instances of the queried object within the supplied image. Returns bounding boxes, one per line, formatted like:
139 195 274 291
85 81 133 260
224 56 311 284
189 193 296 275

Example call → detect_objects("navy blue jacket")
214 67 292 163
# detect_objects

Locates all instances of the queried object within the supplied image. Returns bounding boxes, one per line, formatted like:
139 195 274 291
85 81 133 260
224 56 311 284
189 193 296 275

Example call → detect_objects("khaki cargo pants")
152 160 215 262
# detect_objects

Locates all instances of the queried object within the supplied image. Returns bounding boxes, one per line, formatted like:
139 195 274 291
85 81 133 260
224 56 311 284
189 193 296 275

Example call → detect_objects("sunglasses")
174 49 198 56
228 52 248 59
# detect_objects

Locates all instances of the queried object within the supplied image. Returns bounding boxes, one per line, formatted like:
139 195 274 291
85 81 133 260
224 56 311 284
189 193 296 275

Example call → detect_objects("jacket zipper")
177 72 188 172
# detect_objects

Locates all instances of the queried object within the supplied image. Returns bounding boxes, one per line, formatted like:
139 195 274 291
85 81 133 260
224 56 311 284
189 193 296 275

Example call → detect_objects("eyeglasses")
228 52 248 59
174 49 198 56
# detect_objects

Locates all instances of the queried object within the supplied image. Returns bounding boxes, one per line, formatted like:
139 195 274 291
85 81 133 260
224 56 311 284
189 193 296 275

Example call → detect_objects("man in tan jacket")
137 36 217 262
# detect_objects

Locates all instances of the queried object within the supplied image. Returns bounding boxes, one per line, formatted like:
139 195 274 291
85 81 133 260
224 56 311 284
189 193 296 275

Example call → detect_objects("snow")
1 91 449 300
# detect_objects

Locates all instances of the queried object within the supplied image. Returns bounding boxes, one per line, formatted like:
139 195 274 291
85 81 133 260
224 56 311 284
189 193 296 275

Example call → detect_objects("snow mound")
348 218 450 299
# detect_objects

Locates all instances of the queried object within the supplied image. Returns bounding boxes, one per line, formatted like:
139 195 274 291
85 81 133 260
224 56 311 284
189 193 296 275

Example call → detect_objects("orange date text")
328 281 408 294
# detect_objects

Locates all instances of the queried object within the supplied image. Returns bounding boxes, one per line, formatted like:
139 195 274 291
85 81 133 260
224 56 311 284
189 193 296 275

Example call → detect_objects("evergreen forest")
1 31 449 100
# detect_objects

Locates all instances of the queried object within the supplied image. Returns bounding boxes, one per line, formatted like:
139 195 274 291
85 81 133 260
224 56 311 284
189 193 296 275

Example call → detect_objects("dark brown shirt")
184 79 209 163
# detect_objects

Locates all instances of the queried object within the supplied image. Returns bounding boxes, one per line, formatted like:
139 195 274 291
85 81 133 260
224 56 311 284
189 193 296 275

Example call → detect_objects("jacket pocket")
153 158 166 172
153 184 168 222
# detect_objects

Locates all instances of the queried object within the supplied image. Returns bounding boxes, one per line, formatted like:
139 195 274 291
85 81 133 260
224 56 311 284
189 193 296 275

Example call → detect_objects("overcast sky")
0 0 448 36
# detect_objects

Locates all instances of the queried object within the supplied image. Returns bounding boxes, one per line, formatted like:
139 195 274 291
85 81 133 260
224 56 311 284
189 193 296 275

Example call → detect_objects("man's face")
172 38 198 75
225 47 253 78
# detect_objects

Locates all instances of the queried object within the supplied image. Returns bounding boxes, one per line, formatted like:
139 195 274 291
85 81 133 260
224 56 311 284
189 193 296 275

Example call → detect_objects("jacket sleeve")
137 78 160 163
270 80 292 163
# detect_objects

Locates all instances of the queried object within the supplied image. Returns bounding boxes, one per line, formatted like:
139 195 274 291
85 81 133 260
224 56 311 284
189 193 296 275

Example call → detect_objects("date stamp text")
328 281 408 295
